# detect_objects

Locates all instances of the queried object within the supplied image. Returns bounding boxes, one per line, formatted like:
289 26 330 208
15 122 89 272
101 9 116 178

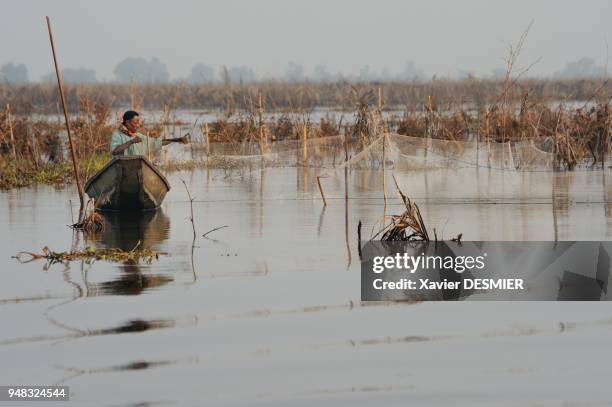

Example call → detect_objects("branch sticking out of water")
203 225 228 239
181 179 199 284
181 179 197 246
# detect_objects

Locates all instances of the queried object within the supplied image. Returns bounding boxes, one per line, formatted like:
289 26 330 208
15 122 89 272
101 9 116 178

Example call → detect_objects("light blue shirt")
110 130 162 157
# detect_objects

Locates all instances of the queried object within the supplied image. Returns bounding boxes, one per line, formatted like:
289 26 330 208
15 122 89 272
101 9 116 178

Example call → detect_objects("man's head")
122 110 141 133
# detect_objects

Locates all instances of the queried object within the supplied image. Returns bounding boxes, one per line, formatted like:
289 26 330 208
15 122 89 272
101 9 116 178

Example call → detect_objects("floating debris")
13 242 165 266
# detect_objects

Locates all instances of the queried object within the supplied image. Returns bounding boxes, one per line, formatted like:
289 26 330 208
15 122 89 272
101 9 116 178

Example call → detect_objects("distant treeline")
0 78 610 114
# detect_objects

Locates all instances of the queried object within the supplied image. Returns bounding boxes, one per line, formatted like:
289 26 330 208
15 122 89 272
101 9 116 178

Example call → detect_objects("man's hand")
130 136 143 144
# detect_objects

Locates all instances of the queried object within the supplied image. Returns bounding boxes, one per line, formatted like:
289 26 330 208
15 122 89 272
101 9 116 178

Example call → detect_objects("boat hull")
84 156 170 211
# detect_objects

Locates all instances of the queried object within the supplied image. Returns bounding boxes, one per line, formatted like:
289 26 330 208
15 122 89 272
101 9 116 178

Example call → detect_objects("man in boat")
110 110 189 156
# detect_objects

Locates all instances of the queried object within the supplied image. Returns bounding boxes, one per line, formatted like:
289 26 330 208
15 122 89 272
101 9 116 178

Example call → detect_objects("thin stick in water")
316 175 327 206
181 179 197 245
202 225 228 239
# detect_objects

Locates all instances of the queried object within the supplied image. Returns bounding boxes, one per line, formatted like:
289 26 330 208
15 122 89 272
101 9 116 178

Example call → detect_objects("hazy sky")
2 0 611 80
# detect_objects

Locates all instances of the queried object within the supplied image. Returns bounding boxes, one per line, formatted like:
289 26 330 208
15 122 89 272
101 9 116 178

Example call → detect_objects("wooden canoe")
85 156 170 211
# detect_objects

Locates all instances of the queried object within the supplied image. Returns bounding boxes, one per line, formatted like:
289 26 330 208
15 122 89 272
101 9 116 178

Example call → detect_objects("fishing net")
144 123 611 209
161 131 559 172
384 134 555 171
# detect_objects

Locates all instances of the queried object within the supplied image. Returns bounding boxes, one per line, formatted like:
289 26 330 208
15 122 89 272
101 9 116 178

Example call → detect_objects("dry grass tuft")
377 176 430 242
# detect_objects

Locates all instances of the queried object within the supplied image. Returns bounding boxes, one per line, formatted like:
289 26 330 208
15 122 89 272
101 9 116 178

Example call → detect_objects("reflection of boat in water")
84 156 170 211
88 264 174 296
85 210 173 296
93 209 170 251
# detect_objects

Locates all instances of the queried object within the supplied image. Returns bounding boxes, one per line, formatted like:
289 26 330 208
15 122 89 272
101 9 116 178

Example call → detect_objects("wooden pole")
46 16 85 217
302 124 308 165
343 127 350 266
6 104 16 161
485 107 491 167
425 95 432 161
316 175 327 206
379 88 387 207
204 122 210 157
162 104 169 138
130 76 136 110
29 124 39 170
344 131 349 200
146 131 151 161
344 130 349 163
476 110 480 167
382 132 388 207
258 91 266 154
162 104 169 165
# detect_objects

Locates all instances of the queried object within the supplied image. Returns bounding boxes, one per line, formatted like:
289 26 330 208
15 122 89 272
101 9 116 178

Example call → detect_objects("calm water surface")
1 166 611 406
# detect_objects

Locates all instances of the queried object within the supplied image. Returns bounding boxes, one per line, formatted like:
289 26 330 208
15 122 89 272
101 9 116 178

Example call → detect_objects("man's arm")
162 134 190 146
112 136 141 156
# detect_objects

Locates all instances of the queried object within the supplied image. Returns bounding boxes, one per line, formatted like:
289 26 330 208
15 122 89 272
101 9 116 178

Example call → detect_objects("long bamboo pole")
46 16 85 218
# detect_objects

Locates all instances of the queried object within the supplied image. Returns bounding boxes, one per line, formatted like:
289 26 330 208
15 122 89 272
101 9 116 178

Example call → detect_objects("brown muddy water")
1 165 611 406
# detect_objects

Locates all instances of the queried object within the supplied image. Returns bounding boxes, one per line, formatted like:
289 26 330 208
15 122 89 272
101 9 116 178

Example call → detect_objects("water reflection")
85 265 173 296
84 210 173 296
0 318 177 346
91 210 170 251
2 165 611 404
552 172 573 241
55 359 183 386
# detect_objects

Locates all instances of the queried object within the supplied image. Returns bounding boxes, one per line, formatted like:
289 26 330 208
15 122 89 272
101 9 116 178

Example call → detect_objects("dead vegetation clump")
347 88 381 148
13 242 165 266
376 176 430 242
70 199 104 232
208 115 258 143
271 114 294 141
